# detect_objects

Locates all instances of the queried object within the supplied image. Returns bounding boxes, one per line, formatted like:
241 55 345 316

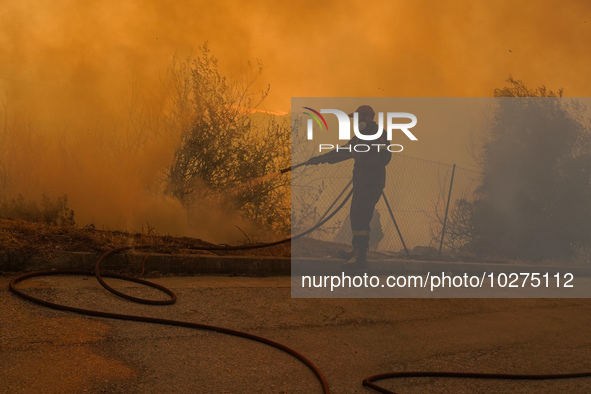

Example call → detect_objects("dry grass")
0 218 405 261
0 218 290 259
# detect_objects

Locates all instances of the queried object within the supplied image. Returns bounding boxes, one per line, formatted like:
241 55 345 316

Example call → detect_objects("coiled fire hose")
8 163 591 393
9 179 351 394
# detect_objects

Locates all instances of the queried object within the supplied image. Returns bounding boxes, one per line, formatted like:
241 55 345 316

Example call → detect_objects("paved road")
2 275 591 393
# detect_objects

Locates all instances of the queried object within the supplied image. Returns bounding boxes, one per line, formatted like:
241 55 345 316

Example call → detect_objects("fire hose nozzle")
280 160 310 174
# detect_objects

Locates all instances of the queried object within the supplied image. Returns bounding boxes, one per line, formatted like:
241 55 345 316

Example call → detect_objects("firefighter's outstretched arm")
306 139 354 165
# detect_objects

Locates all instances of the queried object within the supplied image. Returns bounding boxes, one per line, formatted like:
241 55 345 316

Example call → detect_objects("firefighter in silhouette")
307 105 391 270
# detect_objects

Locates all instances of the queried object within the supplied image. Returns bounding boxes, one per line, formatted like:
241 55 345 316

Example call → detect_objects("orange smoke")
0 0 588 237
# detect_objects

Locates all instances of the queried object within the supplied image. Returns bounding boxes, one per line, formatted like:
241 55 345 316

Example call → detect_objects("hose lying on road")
8 183 591 393
362 371 591 393
10 269 330 391
9 188 353 394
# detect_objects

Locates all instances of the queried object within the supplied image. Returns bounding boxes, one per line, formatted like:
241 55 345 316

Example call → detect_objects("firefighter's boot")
342 248 368 270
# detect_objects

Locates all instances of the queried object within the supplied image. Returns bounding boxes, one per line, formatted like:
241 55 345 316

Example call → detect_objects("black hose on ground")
364 370 591 393
7 183 591 393
9 269 330 392
9 188 353 393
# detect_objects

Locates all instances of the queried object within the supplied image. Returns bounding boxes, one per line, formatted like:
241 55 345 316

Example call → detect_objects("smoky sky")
0 0 589 237
2 0 591 114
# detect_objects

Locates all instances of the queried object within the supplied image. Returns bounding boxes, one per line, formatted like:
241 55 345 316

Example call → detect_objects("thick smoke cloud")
0 0 589 237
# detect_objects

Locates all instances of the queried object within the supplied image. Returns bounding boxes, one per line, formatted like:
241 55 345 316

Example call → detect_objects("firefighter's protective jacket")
312 121 391 188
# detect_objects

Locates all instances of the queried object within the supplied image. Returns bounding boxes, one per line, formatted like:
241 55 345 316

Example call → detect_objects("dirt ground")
0 218 291 259
0 218 401 270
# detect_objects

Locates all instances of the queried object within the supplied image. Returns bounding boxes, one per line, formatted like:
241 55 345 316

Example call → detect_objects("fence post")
439 164 456 255
382 192 409 257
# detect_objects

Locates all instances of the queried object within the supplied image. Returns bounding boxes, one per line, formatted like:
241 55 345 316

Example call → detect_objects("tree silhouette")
471 77 591 261
166 44 290 232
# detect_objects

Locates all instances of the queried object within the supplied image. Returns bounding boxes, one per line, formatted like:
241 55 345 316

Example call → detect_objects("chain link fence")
291 153 481 256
